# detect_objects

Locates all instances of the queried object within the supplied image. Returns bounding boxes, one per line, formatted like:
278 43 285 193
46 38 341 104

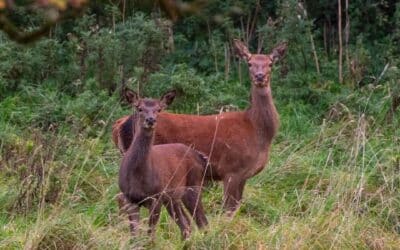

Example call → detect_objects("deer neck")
246 83 279 148
122 122 154 176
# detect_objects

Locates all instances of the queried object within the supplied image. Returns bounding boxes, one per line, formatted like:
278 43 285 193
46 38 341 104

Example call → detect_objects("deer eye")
137 108 143 112
248 63 252 67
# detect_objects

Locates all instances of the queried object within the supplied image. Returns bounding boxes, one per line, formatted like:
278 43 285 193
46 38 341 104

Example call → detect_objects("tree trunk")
122 0 126 24
248 0 260 44
119 65 126 101
338 0 343 84
345 0 350 83
324 20 328 56
207 20 219 74
299 2 320 76
224 43 230 81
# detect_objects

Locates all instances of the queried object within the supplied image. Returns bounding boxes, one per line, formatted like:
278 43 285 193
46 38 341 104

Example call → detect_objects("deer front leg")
117 193 140 235
117 192 126 213
127 204 140 236
222 176 246 217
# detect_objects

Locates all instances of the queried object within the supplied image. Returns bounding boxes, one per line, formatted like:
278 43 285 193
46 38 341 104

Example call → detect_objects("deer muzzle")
253 77 269 88
255 73 265 82
144 117 156 128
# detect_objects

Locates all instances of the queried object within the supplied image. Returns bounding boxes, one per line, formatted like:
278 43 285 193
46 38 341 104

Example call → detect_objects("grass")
0 83 399 249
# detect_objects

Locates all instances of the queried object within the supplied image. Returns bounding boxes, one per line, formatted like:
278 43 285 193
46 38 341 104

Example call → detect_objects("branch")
0 9 83 44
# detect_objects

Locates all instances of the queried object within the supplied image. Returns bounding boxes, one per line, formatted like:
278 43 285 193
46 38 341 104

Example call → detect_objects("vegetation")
0 0 399 249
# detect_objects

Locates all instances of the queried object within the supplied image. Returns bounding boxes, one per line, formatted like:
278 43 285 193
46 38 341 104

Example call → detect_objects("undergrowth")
0 79 399 249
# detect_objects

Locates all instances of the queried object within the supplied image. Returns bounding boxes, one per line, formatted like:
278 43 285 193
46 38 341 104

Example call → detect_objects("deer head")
233 39 287 88
125 89 176 129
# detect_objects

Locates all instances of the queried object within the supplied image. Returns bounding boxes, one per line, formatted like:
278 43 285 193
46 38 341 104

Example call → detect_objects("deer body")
120 142 202 204
156 91 278 181
119 92 208 239
114 40 286 215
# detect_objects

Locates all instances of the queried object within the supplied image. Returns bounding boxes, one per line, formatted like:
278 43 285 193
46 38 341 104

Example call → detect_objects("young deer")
118 90 208 239
114 40 286 216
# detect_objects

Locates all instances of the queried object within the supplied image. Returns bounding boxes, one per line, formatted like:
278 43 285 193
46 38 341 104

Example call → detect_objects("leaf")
48 0 67 10
0 0 6 10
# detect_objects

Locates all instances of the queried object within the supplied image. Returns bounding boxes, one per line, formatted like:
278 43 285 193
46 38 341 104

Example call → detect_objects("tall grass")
0 82 399 249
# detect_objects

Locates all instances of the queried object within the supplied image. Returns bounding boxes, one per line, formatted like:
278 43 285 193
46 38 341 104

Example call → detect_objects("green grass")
0 84 399 249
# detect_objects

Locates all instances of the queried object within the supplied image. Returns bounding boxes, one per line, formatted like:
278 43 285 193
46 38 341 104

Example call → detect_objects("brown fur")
118 93 208 239
115 40 287 215
112 116 130 153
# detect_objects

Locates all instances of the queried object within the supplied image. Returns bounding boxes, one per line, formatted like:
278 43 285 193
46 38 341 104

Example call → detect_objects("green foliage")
81 13 166 93
0 12 166 97
1 72 399 249
1 0 400 248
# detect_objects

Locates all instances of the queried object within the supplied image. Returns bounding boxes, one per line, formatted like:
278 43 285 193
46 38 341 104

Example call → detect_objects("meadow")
1 76 399 249
1 1 400 249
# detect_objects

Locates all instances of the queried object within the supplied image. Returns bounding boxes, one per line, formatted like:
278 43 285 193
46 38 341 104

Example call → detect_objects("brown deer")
114 39 286 215
118 90 208 239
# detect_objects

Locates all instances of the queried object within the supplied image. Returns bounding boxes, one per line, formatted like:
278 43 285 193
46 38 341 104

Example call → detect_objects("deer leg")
182 187 208 229
165 200 191 239
175 202 191 239
222 176 246 217
127 204 140 236
117 192 127 214
180 202 193 228
117 193 140 235
147 199 162 239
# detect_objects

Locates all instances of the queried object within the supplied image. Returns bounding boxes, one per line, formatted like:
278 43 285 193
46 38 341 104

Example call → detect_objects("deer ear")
160 90 176 108
125 88 140 107
270 42 287 63
233 39 251 61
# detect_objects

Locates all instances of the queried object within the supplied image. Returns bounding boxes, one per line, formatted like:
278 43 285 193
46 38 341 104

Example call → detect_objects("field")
1 80 399 249
1 1 400 249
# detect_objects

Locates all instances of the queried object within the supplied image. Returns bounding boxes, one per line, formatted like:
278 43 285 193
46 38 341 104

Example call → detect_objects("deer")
113 39 287 216
118 90 208 239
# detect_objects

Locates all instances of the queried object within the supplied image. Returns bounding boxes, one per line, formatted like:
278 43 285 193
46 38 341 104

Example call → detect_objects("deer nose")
255 73 265 81
145 117 156 125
